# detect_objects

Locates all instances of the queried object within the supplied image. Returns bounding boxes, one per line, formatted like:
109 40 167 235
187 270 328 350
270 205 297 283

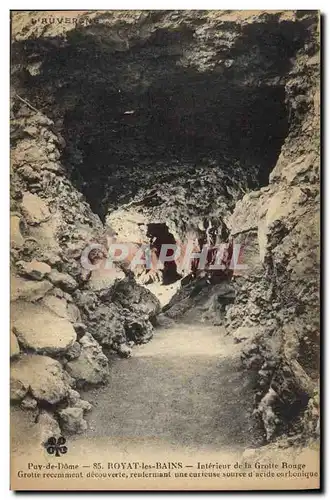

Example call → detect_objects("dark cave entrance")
11 16 308 222
61 81 289 220
147 223 180 285
12 23 304 223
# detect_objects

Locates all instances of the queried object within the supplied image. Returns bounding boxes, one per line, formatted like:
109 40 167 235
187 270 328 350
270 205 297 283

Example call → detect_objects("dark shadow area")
11 15 310 219
58 79 289 218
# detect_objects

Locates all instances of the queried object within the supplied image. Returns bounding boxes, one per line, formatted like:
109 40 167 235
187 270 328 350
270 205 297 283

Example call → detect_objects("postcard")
10 9 320 491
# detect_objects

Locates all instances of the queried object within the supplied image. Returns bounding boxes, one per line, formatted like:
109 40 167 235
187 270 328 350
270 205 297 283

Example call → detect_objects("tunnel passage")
11 14 310 221
147 223 180 285
60 81 289 219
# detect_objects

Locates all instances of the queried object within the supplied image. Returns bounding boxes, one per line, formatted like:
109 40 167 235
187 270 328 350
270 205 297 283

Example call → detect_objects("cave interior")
11 17 311 224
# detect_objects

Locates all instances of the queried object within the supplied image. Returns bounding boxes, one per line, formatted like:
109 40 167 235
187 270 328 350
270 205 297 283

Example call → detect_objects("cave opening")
10 12 319 448
11 17 305 224
61 79 289 220
146 223 180 285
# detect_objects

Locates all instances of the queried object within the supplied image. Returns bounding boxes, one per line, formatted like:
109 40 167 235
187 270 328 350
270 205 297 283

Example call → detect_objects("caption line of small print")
82 465 194 468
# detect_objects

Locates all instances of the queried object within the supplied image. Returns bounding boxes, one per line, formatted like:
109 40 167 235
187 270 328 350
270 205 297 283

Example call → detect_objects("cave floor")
80 323 263 453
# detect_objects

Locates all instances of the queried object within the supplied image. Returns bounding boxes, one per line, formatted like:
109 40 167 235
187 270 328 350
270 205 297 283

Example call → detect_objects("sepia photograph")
10 9 320 491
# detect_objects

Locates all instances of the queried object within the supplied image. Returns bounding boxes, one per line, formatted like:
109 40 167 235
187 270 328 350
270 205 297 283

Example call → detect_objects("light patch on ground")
144 280 182 308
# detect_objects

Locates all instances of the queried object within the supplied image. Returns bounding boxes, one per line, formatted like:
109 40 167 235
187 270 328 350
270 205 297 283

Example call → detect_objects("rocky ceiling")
11 11 315 221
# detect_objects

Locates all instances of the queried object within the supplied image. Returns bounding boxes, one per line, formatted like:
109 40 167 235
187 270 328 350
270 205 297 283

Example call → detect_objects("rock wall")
226 29 320 442
10 107 160 439
11 10 312 227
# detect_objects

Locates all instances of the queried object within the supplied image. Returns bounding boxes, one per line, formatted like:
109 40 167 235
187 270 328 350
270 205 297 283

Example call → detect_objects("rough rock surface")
111 278 161 318
11 354 72 404
11 274 53 302
20 394 38 411
10 330 20 358
10 215 25 248
16 259 51 280
67 388 92 412
58 407 88 435
37 410 62 444
48 270 78 292
21 192 51 225
65 333 109 387
12 301 76 354
73 279 160 348
41 294 70 319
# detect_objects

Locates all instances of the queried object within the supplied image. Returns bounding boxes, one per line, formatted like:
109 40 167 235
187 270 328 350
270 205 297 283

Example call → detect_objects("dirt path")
81 323 261 452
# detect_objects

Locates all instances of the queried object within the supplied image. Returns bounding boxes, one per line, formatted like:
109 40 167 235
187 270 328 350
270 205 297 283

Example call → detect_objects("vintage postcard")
10 10 320 491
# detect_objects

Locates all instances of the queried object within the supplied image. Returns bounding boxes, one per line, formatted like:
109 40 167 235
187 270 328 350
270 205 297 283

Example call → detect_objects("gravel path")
81 323 261 452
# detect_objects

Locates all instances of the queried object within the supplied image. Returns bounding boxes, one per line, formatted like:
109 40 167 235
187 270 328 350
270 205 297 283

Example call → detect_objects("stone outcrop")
65 333 109 387
21 192 51 225
224 43 320 440
10 79 163 436
11 301 77 355
37 410 62 444
10 215 25 248
73 279 160 348
58 407 88 435
16 259 51 280
10 354 72 404
11 274 53 302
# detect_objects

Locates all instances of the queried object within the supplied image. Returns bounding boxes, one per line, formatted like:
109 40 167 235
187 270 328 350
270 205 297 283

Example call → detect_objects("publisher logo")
45 436 68 457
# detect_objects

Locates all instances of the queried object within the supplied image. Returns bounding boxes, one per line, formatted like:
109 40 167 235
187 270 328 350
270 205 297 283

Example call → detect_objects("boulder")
21 192 50 225
66 390 93 412
16 259 51 280
116 344 132 358
11 374 28 402
154 313 175 329
41 294 68 318
66 390 92 413
11 274 53 302
67 389 81 405
27 217 61 256
66 303 81 322
80 300 125 347
58 407 87 434
124 315 153 344
233 326 258 344
18 165 40 182
37 410 61 444
89 267 126 291
11 302 76 355
11 354 71 404
48 270 78 292
13 139 48 167
66 333 109 387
